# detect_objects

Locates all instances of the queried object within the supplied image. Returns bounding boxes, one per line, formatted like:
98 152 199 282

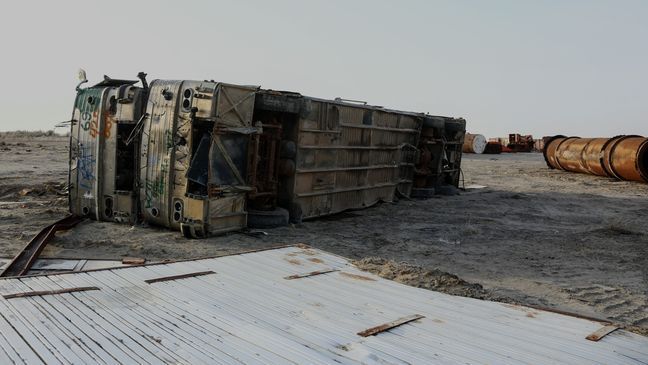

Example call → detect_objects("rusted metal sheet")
0 215 83 277
544 135 648 183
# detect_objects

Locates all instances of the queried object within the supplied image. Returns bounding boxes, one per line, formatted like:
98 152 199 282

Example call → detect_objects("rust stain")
340 272 376 281
308 258 324 264
285 258 302 265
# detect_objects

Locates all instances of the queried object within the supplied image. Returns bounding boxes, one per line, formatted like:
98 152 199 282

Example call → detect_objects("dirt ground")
1 134 647 334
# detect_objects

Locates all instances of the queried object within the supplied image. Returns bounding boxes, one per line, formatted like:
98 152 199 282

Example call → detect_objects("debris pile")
354 257 493 299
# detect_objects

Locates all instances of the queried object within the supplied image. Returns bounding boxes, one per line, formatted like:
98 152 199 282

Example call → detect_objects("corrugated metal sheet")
0 246 646 364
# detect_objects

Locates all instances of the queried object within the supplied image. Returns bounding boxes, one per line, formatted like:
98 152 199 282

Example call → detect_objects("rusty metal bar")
586 325 619 342
145 270 215 284
284 269 339 280
526 304 612 324
0 214 84 277
543 135 648 183
3 286 100 299
357 314 425 337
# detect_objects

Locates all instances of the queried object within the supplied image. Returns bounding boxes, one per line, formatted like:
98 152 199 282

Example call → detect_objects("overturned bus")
68 73 465 237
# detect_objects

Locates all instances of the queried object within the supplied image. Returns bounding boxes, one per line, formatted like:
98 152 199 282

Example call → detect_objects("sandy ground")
1 134 647 334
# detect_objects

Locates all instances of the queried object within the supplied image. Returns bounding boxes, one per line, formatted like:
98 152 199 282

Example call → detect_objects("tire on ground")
288 203 303 224
247 207 290 229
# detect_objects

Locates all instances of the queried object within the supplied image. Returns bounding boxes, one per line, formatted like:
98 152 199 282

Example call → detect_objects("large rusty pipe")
543 135 648 183
602 135 648 182
462 133 486 154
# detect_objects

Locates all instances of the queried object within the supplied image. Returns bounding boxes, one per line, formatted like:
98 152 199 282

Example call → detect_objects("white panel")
0 246 645 364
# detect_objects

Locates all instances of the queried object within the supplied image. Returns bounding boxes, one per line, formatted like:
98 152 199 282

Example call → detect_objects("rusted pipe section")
462 133 486 154
543 135 648 183
603 135 648 182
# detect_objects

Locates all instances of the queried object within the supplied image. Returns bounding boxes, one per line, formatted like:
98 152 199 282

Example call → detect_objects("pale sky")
0 0 646 138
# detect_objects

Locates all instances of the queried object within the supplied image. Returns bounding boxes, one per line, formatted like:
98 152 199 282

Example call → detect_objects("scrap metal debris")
357 314 426 337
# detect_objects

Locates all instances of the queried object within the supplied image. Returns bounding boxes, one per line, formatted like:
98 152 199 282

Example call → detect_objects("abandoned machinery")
68 73 466 237
543 135 648 183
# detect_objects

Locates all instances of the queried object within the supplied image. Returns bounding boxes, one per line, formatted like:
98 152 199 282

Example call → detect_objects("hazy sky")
0 0 646 138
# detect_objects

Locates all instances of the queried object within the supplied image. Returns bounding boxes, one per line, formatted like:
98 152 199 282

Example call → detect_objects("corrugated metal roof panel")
0 246 646 364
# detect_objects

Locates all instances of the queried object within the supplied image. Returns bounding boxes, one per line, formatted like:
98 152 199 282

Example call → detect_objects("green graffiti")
165 130 174 149
144 159 169 209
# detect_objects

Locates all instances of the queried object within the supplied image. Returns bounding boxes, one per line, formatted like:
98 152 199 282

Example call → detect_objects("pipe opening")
638 142 648 181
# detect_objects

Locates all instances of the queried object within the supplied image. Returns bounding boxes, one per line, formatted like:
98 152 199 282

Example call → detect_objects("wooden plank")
144 270 215 284
284 269 339 280
3 286 100 299
586 325 619 342
357 314 426 337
